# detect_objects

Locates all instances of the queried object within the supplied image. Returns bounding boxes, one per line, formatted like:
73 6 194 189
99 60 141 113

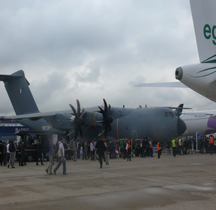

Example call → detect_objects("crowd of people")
0 134 215 174
0 140 27 168
166 135 216 157
64 138 137 162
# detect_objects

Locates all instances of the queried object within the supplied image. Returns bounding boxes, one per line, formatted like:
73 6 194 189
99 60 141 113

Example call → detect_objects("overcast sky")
0 0 215 116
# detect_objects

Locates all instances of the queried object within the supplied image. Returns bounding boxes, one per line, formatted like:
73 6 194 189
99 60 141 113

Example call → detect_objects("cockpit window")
165 112 174 117
169 112 174 117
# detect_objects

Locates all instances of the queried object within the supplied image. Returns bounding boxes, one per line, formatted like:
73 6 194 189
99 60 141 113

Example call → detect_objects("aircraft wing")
0 106 101 121
135 82 187 88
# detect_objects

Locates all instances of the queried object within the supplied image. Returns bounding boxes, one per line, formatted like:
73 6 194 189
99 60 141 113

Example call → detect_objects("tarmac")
1 153 216 210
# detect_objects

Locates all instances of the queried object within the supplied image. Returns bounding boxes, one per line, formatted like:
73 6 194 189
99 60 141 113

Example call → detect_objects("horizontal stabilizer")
0 74 22 81
168 107 191 110
135 82 187 88
181 112 213 117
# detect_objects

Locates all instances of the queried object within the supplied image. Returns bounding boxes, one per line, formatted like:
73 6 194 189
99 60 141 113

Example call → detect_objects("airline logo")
203 24 216 45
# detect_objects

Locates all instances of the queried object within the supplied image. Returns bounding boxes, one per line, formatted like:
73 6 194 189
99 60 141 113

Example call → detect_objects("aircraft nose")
177 118 186 136
175 67 183 81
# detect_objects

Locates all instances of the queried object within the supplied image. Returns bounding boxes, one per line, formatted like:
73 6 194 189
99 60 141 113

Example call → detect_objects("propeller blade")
77 99 81 116
79 127 83 138
80 108 85 118
108 124 112 132
74 128 78 140
69 104 77 118
98 99 113 137
103 99 108 115
104 125 108 137
108 104 111 114
70 100 86 139
98 106 105 117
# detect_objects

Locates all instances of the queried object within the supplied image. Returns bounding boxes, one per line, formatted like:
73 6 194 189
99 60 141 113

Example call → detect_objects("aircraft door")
131 130 138 141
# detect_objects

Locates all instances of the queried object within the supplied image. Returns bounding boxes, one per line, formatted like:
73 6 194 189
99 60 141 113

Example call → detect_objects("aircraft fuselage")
78 107 186 142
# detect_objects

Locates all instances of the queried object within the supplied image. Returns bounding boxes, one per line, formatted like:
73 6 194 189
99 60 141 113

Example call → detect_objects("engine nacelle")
175 63 216 102
49 113 73 131
82 111 103 127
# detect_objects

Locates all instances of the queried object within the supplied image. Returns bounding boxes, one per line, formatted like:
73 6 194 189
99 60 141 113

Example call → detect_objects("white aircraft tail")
190 0 216 63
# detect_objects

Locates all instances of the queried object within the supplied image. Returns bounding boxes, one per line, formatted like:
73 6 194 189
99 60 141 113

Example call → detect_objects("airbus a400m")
0 70 186 141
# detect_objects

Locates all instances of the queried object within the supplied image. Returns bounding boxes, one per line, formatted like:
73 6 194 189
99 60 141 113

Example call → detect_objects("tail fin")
190 0 216 63
0 70 39 115
175 104 184 117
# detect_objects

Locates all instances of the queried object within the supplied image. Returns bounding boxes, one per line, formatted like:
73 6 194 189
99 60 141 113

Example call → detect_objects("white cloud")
0 0 215 117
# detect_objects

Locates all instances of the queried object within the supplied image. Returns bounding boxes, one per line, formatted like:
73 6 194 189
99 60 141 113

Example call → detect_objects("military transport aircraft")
0 70 186 142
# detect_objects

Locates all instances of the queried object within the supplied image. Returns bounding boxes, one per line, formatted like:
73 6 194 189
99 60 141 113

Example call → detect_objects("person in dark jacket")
123 139 127 159
96 138 106 168
20 140 26 166
0 140 3 166
3 142 7 166
36 139 44 165
17 142 22 166
77 140 80 159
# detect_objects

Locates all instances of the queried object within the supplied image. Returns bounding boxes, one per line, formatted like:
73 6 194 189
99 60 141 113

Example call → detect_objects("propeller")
98 99 113 138
69 100 85 139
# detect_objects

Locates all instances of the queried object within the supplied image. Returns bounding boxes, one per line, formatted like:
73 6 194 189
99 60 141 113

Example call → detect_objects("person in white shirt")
6 141 10 168
90 140 95 161
53 137 67 175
